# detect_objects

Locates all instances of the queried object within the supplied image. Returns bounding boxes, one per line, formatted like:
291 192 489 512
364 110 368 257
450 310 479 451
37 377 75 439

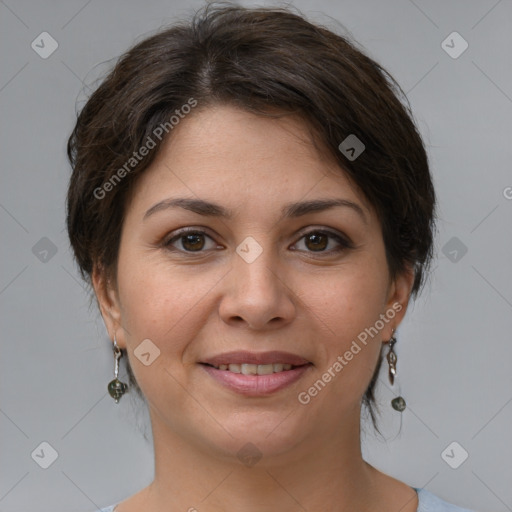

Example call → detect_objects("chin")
200 411 311 467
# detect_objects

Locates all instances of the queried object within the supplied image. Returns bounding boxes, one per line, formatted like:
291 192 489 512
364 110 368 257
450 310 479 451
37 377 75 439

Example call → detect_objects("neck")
142 404 382 512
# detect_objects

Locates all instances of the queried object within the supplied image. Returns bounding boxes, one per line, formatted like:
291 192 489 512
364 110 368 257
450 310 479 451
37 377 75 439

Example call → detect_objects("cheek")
115 255 211 405
303 255 389 394
116 252 224 350
311 256 389 335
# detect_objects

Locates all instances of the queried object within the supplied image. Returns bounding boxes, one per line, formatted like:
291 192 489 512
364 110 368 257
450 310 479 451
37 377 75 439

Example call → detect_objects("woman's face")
95 104 412 461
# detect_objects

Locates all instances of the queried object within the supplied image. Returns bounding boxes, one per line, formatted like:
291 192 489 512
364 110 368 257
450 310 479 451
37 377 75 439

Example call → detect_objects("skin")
93 104 418 512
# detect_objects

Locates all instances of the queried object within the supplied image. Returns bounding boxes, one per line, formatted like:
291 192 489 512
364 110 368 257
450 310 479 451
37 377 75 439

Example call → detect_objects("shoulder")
415 488 476 512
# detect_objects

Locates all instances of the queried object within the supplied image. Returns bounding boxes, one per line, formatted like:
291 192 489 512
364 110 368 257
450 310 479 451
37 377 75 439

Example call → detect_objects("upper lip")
201 351 311 367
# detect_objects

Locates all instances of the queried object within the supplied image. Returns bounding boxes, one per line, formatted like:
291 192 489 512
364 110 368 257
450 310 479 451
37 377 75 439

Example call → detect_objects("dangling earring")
386 332 406 412
107 335 128 403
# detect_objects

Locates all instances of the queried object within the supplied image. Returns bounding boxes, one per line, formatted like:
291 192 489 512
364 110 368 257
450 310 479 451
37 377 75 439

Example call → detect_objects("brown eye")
164 229 217 253
293 230 352 254
181 233 205 251
304 232 328 251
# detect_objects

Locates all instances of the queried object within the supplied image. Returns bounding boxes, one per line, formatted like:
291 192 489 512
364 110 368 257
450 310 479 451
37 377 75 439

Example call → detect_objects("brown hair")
66 2 436 431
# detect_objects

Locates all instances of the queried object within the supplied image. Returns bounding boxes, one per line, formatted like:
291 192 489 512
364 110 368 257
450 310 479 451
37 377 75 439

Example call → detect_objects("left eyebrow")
143 197 368 224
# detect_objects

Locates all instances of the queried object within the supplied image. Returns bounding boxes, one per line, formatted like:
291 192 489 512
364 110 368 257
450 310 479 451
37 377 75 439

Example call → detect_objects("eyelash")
162 227 353 256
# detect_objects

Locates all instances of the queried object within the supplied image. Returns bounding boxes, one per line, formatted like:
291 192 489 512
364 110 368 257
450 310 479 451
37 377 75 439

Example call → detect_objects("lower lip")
200 364 312 396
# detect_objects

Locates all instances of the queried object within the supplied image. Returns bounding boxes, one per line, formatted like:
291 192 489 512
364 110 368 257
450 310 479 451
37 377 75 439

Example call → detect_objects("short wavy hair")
66 2 436 431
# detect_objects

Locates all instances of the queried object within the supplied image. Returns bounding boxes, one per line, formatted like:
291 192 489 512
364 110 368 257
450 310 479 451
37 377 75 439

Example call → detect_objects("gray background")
1 1 511 511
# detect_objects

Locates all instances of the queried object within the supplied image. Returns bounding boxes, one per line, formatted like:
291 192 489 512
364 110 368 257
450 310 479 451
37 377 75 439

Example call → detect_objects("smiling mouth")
201 362 309 375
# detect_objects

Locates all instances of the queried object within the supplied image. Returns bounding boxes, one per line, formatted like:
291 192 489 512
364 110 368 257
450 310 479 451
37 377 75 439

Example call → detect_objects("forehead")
126 104 371 216
157 104 333 172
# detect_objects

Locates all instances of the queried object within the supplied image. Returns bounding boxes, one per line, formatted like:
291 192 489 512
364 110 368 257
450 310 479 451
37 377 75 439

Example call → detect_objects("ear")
382 264 415 341
92 265 127 349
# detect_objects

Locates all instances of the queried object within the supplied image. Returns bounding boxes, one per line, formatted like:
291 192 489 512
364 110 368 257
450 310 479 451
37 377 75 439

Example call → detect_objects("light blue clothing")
97 487 476 511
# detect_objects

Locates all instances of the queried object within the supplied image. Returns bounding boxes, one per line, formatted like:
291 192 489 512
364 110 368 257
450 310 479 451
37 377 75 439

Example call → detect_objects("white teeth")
257 364 274 375
241 364 258 375
213 363 298 374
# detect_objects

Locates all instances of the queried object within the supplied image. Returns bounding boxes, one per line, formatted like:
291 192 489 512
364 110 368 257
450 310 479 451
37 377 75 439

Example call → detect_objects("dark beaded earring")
108 336 128 403
387 334 406 412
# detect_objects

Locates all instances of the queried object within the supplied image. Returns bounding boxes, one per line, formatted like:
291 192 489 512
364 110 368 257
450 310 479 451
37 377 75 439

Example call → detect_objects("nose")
218 238 297 331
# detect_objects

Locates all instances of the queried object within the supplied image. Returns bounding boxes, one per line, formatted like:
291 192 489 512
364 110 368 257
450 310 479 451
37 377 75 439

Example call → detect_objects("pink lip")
200 363 313 396
201 350 310 366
